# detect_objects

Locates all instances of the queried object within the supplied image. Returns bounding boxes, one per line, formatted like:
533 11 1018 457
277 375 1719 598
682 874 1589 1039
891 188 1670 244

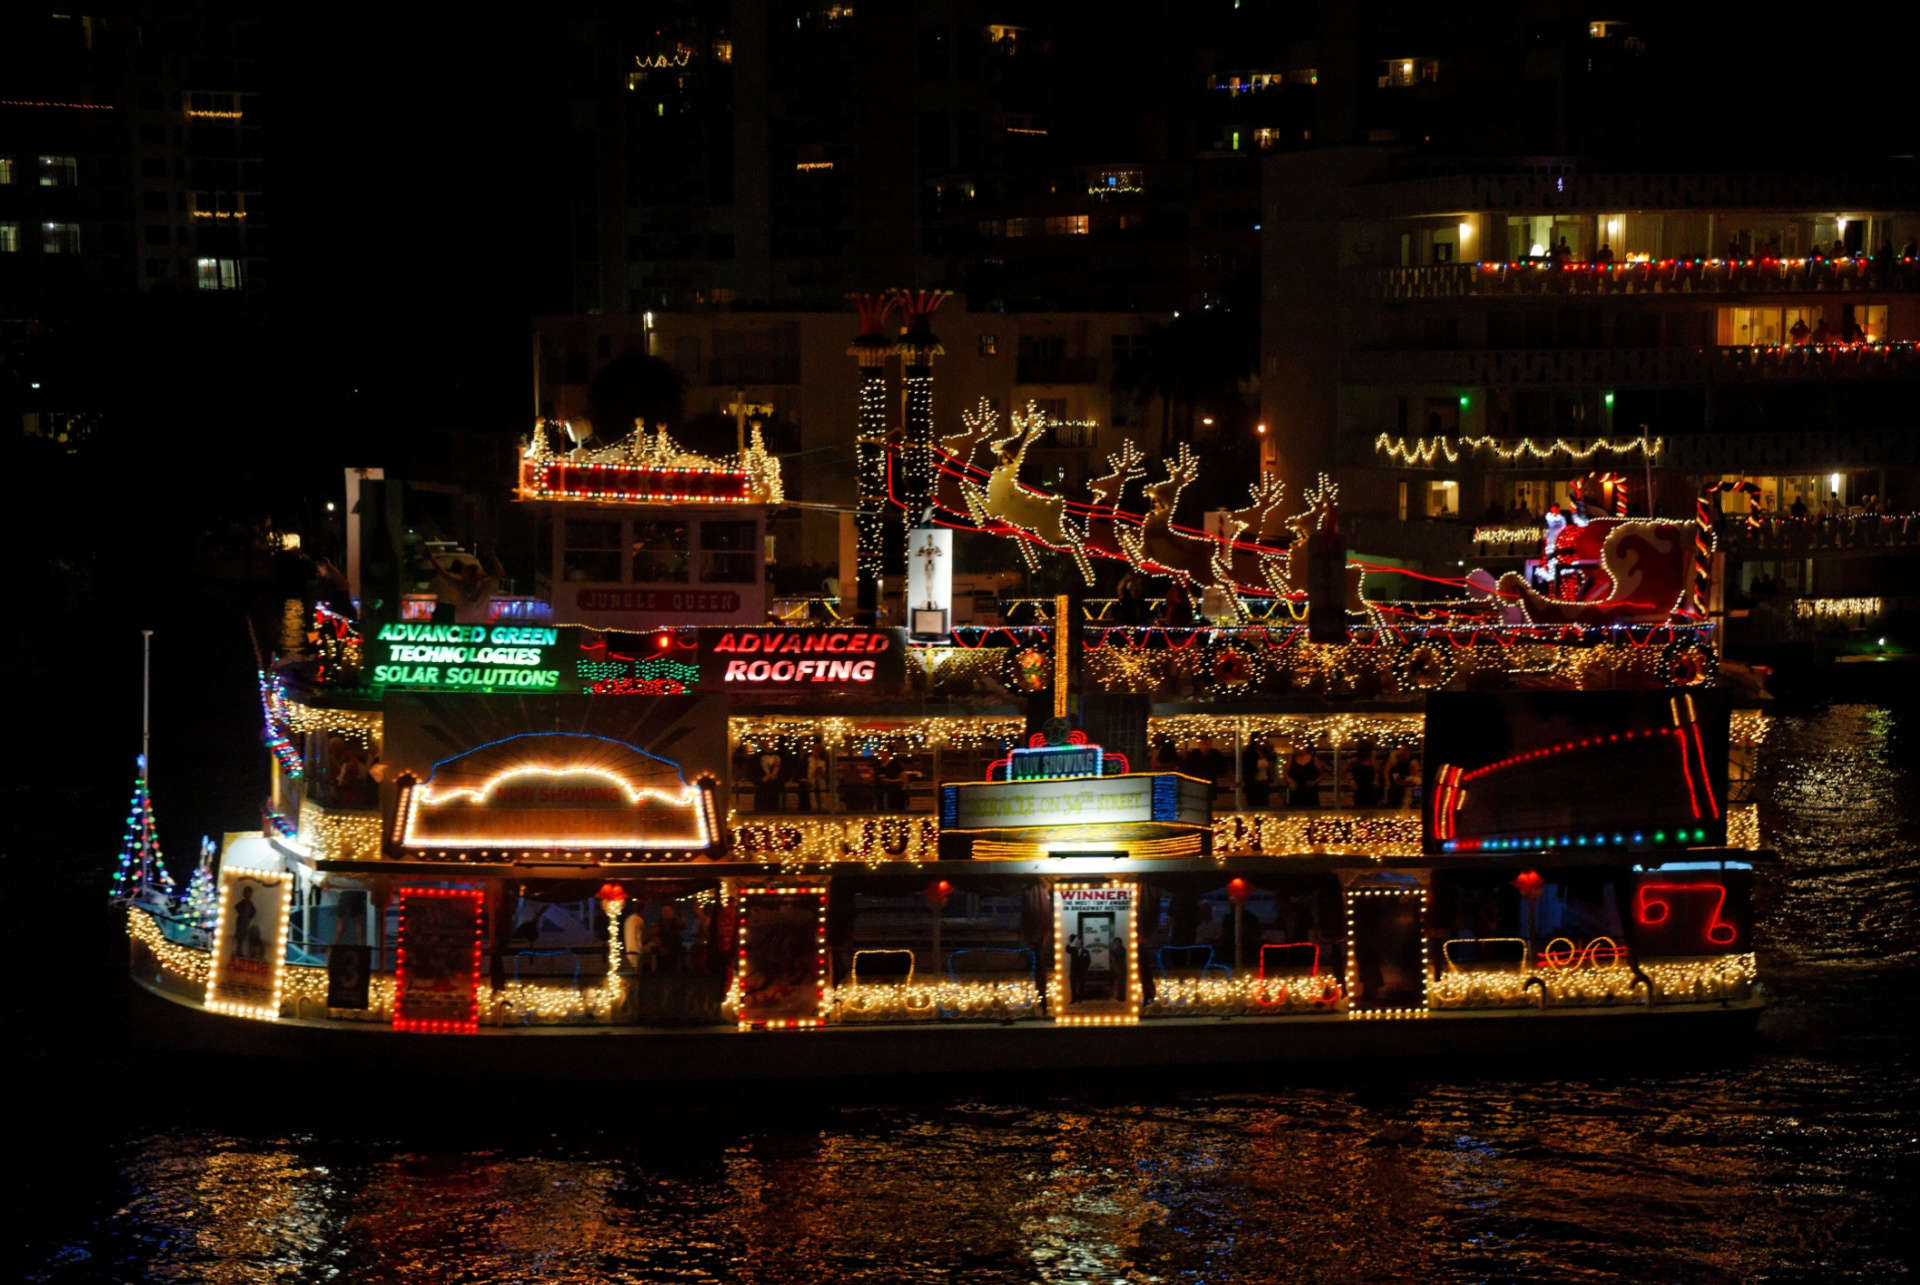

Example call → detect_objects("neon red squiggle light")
1635 882 1737 946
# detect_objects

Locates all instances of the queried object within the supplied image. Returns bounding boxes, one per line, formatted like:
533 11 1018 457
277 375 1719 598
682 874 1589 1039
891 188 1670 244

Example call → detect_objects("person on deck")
1243 736 1276 809
1285 746 1322 808
1350 746 1382 808
753 747 785 812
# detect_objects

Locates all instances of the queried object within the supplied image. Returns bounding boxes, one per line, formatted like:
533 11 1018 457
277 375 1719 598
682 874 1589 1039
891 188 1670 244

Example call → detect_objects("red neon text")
723 658 877 683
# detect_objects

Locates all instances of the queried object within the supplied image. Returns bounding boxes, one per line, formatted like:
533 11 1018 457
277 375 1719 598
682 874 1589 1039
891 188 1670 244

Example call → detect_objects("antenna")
141 628 153 780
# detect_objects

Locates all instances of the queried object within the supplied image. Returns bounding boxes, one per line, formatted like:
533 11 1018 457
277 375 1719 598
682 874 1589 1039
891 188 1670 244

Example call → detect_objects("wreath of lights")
1206 644 1261 692
1393 641 1457 692
1004 644 1053 693
1658 638 1719 689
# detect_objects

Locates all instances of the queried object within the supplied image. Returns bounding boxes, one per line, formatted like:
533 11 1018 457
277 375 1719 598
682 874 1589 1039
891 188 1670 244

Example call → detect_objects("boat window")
632 519 690 582
562 518 622 583
698 519 757 583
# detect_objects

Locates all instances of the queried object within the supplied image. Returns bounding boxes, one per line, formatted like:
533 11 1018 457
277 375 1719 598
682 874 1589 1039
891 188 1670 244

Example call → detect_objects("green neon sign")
368 622 564 691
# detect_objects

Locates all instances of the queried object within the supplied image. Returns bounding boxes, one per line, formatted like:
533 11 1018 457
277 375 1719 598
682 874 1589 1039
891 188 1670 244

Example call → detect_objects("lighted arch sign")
397 732 720 859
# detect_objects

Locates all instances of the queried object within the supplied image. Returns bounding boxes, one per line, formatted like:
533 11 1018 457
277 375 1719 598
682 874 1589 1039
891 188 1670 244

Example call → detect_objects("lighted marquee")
397 732 721 859
940 766 1210 857
204 864 292 1020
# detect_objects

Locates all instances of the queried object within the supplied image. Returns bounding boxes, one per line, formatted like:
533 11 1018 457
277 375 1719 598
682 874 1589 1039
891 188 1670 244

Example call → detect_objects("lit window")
979 333 999 357
0 222 18 252
631 519 690 583
1253 128 1279 149
1044 215 1089 236
1089 169 1142 196
1005 217 1034 238
565 518 625 583
39 155 78 186
976 219 1003 239
1378 58 1439 88
0 159 13 185
195 256 241 289
43 222 80 254
698 519 757 584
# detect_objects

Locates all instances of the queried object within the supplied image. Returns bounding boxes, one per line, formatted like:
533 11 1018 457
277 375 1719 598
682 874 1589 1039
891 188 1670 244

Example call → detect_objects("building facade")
1260 154 1920 613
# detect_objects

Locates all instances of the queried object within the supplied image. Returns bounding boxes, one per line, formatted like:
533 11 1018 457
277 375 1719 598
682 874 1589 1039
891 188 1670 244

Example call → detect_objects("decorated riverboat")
121 301 1767 1079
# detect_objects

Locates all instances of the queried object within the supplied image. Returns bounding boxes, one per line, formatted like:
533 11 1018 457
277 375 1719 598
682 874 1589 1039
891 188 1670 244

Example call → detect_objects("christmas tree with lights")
110 757 175 904
181 835 218 933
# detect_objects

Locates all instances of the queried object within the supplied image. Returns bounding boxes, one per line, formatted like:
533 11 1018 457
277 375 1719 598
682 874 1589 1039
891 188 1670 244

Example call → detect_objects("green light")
1604 391 1615 407
1458 394 1470 409
1693 828 1706 841
1654 831 1665 843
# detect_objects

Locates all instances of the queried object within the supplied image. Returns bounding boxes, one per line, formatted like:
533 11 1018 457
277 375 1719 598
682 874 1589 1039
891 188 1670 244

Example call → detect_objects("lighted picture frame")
735 886 829 1030
393 885 486 1033
204 864 292 1020
1052 882 1141 1026
1344 884 1431 1020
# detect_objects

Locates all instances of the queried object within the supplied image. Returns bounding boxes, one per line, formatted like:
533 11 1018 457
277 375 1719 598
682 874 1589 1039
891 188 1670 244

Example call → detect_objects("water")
18 706 1919 1283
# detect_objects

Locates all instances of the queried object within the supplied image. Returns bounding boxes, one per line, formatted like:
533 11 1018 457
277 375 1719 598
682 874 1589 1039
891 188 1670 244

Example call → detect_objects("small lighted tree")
181 836 219 935
110 758 175 904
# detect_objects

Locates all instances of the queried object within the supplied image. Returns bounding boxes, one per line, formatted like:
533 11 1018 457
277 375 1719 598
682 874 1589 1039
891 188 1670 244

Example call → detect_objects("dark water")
18 706 1920 1284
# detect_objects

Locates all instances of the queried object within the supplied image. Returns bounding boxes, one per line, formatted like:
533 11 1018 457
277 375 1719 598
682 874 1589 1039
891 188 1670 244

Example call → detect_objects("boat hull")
130 975 1764 1082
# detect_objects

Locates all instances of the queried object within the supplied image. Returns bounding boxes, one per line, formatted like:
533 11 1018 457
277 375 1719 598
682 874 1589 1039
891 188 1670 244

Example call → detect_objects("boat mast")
141 628 153 779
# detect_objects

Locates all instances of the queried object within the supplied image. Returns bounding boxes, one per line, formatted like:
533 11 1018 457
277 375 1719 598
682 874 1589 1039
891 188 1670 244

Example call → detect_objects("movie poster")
205 867 290 1019
393 886 485 1032
1053 884 1137 1017
736 892 825 1026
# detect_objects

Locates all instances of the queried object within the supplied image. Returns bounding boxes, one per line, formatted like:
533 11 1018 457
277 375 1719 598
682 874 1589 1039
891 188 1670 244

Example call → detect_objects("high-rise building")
0 6 268 317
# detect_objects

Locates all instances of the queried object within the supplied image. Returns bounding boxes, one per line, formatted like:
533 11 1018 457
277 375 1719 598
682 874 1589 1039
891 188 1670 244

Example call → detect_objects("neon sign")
1635 883 1738 947
367 622 565 691
700 628 904 690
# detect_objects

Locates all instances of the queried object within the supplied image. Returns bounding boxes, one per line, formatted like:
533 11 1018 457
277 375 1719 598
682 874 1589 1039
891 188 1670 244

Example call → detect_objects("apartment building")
1260 153 1920 601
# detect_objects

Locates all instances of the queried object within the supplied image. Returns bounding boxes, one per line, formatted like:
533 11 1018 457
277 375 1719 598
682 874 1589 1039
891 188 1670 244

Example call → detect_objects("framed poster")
1345 884 1430 1017
1052 883 1140 1024
205 865 292 1020
327 944 372 1010
393 886 485 1033
735 887 827 1029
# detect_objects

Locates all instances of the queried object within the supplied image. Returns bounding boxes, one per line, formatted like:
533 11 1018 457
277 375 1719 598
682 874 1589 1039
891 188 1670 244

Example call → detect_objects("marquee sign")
367 622 568 692
938 771 1211 858
395 731 721 860
698 628 905 692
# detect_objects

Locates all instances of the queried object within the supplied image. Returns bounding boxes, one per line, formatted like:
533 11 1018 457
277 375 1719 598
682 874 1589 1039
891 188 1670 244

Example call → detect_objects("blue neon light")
424 731 690 786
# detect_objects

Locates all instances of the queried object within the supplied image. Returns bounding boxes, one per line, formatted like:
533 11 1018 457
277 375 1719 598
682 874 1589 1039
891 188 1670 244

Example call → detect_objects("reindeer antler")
941 397 999 466
1088 440 1148 510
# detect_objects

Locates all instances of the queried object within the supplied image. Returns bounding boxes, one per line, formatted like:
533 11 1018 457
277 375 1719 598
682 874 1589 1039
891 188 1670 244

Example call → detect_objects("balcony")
1357 256 1920 300
1015 356 1098 384
1342 342 1918 388
1717 514 1920 558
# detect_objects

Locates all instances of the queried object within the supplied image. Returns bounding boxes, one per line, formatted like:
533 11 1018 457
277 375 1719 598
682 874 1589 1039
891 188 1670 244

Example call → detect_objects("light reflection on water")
29 707 1920 1283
